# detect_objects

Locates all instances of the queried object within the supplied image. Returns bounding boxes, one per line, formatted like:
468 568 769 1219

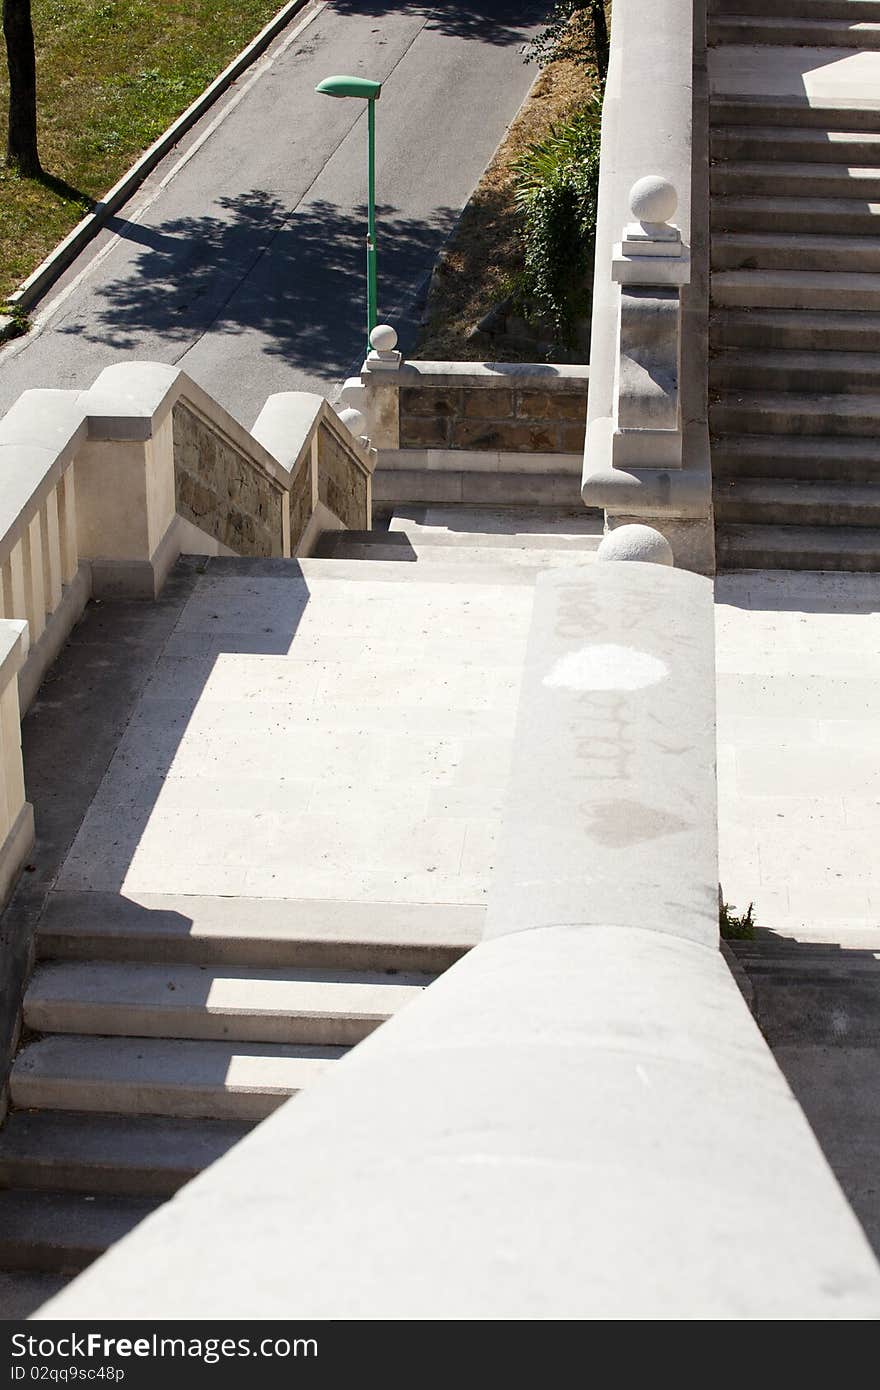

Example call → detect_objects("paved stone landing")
57 562 532 908
716 569 880 935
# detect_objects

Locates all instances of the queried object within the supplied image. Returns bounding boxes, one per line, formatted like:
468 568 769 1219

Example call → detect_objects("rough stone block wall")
399 384 588 453
289 454 312 552
173 403 285 557
317 424 368 529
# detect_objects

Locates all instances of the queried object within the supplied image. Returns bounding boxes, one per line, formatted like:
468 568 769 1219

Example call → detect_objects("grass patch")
416 57 598 362
0 0 286 303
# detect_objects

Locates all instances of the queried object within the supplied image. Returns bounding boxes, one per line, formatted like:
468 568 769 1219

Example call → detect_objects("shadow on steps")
728 930 880 1260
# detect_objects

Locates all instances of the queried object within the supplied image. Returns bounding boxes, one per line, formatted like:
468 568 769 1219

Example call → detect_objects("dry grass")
0 0 284 304
416 57 597 362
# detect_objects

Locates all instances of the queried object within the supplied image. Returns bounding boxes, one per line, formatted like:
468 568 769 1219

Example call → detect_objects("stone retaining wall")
396 365 588 455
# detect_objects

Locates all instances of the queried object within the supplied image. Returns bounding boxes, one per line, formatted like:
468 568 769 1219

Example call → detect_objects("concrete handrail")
582 0 714 572
34 562 880 1320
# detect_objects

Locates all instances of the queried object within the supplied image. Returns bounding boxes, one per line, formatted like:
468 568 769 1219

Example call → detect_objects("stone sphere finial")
336 406 367 437
629 176 677 225
370 324 398 352
597 524 674 566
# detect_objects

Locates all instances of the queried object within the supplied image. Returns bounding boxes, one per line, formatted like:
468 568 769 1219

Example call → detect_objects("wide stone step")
23 960 431 1045
389 505 603 545
711 161 880 198
301 554 553 586
712 433 880 482
0 1112 251 1197
723 960 880 1046
713 477 880 527
712 269 880 310
10 1035 345 1122
709 0 880 18
710 390 880 436
372 467 584 511
712 125 880 165
712 232 880 274
728 941 880 968
0 1191 158 1273
716 522 880 570
710 347 880 393
313 532 598 568
711 307 880 352
711 97 880 130
712 194 880 236
709 15 880 45
36 892 480 973
0 1271 68 1319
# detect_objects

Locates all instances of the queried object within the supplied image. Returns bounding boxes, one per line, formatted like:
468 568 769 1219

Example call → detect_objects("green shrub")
511 99 602 347
526 2 610 83
720 901 757 941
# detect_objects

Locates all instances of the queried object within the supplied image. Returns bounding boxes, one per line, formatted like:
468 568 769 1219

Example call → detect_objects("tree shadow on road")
327 0 546 47
56 189 459 379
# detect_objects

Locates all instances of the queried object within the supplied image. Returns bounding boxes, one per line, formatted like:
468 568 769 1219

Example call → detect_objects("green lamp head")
315 75 382 101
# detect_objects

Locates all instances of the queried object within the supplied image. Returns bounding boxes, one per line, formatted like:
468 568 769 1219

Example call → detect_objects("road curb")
5 0 313 314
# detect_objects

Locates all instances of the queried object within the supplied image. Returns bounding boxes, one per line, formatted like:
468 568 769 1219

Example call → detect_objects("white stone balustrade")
0 362 375 913
0 620 33 911
0 390 89 713
582 0 715 572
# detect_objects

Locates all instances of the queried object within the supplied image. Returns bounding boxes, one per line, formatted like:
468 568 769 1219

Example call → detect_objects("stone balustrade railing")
582 0 713 572
35 554 880 1320
0 621 31 912
0 362 375 914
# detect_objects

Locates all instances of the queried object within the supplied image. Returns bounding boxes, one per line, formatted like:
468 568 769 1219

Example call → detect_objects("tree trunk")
3 0 41 177
591 1 609 84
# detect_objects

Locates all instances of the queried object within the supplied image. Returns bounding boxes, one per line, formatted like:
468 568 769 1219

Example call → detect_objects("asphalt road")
0 0 547 426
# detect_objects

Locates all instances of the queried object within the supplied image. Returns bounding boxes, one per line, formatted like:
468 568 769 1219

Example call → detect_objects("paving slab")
56 563 535 907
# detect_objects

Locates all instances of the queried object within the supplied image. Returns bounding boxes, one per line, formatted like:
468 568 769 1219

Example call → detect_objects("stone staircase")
0 504 601 1314
708 0 880 569
728 931 880 1257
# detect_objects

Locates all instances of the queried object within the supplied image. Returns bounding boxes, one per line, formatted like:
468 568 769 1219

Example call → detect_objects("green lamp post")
315 75 382 355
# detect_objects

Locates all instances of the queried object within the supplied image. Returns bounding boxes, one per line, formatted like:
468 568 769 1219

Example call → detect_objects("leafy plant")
0 302 31 340
526 2 610 84
511 99 602 346
720 901 757 941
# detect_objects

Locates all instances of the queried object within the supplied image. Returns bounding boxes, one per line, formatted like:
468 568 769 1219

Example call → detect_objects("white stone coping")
389 361 590 391
81 363 289 485
85 363 373 482
5 0 315 311
377 448 582 476
485 564 718 948
35 563 880 1320
0 393 86 572
584 0 700 507
253 392 375 483
582 416 712 518
0 360 372 582
0 620 29 691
